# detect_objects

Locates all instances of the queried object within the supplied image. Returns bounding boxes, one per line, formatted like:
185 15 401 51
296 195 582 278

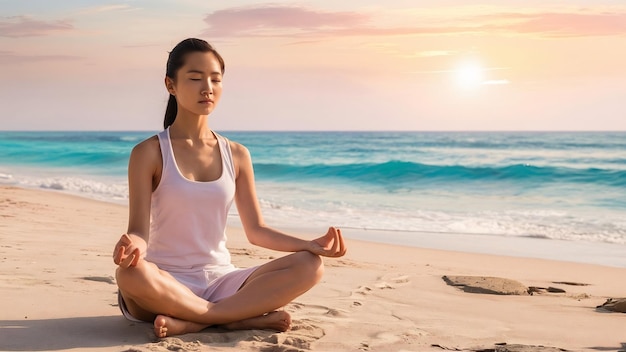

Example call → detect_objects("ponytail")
163 94 177 129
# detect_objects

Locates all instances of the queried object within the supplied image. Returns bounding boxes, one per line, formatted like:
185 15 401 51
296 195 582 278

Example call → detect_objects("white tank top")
144 127 236 271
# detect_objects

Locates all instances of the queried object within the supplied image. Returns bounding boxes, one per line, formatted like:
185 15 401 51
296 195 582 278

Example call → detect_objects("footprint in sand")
348 275 410 308
357 274 410 292
376 274 410 289
287 302 350 321
253 320 325 351
349 286 372 307
324 258 362 268
359 328 429 351
354 285 373 295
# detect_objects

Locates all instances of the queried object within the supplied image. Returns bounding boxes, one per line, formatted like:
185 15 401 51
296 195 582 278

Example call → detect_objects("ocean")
1 131 625 266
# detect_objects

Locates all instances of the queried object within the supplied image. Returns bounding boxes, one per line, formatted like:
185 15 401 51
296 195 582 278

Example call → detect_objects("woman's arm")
231 142 346 257
113 136 161 267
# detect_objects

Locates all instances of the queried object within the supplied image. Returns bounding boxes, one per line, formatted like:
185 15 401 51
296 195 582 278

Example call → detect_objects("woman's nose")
202 82 213 95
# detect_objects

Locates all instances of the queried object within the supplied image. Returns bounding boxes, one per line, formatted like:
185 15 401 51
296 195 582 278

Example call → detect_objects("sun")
454 61 485 90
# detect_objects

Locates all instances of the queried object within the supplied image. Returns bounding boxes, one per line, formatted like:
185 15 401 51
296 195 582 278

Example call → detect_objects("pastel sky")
1 0 625 131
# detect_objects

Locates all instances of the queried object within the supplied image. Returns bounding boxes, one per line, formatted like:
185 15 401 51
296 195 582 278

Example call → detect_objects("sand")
0 185 624 352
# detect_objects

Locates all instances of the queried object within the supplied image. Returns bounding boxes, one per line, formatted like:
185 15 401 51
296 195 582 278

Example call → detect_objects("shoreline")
1 185 626 351
339 226 626 268
229 222 626 269
5 181 625 269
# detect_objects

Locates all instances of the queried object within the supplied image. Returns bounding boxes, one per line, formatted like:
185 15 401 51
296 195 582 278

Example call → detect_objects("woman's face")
166 51 223 117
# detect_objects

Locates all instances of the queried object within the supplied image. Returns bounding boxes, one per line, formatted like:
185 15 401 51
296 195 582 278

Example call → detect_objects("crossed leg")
153 309 293 337
116 251 323 337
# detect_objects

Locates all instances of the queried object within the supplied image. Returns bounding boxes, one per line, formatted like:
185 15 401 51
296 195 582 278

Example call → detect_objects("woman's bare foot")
154 315 209 338
153 311 291 337
222 311 292 332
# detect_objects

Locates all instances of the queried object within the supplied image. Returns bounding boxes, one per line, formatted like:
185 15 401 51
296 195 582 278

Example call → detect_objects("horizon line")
2 129 626 133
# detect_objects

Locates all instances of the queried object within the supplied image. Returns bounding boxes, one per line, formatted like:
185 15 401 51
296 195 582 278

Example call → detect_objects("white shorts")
118 265 259 322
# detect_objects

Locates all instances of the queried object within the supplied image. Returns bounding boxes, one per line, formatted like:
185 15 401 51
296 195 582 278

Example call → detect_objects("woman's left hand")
308 227 347 258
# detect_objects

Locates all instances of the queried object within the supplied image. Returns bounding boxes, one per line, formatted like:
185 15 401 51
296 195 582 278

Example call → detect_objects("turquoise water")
1 131 625 249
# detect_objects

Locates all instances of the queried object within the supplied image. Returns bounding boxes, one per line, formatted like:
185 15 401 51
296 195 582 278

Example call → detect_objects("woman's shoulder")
227 139 250 159
131 134 161 160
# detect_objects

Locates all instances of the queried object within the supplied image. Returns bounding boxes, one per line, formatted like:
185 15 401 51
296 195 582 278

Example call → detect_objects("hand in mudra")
113 233 142 268
310 227 347 258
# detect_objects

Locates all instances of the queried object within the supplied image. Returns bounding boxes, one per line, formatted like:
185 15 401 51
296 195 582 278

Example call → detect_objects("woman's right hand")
113 233 146 268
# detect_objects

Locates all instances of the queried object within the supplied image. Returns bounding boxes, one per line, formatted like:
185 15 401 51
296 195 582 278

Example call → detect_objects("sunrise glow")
1 2 625 131
454 61 485 90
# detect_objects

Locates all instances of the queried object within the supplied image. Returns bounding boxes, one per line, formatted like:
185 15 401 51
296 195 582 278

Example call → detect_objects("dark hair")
163 38 225 129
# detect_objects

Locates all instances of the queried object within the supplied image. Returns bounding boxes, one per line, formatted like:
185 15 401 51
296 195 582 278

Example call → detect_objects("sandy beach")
0 185 624 352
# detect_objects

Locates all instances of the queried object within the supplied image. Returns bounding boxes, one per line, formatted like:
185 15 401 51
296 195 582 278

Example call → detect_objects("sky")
1 0 625 131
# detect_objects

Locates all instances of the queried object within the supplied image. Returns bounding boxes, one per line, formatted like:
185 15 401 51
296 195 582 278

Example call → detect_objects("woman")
113 38 347 337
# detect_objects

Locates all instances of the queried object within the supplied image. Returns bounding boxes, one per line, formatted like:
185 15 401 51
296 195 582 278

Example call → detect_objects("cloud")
406 50 456 58
0 16 73 38
200 5 626 40
202 5 369 38
76 4 139 15
484 12 626 37
88 4 133 13
0 50 82 64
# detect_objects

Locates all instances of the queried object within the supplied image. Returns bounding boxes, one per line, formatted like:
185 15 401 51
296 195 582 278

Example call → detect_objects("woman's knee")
115 260 155 296
293 251 324 283
115 266 138 295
